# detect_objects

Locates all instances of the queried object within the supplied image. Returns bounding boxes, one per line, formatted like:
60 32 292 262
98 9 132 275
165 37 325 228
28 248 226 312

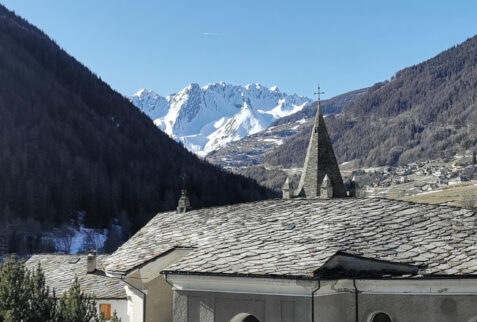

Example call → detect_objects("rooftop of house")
102 197 477 279
26 254 126 299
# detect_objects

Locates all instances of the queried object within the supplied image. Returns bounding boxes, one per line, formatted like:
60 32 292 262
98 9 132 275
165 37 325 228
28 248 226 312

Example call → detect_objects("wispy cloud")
202 32 225 37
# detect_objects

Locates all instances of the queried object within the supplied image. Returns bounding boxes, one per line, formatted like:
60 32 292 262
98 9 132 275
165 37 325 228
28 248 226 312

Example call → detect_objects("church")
29 100 477 322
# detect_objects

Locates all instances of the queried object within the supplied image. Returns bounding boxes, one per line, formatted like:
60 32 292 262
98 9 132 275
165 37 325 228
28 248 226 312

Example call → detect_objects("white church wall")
313 279 477 322
173 289 311 322
166 276 477 322
358 293 477 322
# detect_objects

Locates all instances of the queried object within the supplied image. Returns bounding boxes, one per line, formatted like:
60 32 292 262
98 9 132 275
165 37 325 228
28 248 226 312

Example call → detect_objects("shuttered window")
100 304 112 320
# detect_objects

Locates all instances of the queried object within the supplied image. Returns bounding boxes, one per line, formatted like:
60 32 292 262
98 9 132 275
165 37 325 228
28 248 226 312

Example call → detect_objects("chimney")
177 189 191 214
282 177 294 199
295 99 347 198
320 174 333 199
87 251 96 274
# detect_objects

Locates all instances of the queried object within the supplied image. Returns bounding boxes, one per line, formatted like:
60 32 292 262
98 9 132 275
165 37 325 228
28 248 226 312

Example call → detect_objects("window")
100 304 111 320
243 316 260 322
231 313 261 322
371 312 391 322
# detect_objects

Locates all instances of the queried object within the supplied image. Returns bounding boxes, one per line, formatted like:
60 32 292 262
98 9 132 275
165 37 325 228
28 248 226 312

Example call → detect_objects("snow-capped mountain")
130 89 169 120
130 82 311 156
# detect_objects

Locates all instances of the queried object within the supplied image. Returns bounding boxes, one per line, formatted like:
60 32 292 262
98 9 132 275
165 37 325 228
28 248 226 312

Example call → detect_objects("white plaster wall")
126 285 145 322
97 299 129 322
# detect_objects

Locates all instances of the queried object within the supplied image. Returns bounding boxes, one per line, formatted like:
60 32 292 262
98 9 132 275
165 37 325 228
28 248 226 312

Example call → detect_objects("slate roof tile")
26 254 126 299
103 198 477 279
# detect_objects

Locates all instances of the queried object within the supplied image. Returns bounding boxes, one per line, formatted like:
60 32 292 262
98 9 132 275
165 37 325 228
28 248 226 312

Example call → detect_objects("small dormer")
320 174 333 199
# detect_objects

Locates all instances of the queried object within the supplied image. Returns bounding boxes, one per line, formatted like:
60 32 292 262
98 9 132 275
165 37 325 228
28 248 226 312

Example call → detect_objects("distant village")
349 151 477 201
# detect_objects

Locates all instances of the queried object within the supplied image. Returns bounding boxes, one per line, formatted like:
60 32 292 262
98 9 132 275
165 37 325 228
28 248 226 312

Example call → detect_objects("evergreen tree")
28 264 57 321
0 257 30 321
111 310 121 322
57 277 100 322
0 257 103 322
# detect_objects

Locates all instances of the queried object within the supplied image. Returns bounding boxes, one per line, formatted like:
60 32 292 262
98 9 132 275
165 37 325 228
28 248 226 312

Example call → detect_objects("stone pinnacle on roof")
295 100 347 198
177 189 191 214
320 174 332 199
349 176 361 198
281 177 294 199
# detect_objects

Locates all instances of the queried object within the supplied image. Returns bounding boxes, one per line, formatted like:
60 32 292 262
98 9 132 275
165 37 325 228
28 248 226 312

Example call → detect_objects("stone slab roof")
103 198 477 279
26 254 126 299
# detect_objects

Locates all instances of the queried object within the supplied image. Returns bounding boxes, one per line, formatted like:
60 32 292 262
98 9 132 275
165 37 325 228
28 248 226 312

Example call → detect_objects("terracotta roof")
26 254 126 299
103 198 477 279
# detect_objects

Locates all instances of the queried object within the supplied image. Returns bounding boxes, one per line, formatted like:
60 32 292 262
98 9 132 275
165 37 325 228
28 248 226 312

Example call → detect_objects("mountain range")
130 83 311 155
206 88 367 169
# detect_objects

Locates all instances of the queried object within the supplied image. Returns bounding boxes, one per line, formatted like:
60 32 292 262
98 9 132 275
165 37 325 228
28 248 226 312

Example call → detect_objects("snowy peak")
130 88 169 121
129 83 312 156
205 100 273 153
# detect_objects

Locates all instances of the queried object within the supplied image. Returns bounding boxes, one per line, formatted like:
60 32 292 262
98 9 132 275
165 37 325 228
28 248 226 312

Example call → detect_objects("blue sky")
2 0 477 98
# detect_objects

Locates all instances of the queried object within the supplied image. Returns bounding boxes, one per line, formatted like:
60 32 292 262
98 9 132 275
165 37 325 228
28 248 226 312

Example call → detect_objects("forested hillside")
0 4 272 249
266 35 477 168
270 88 367 127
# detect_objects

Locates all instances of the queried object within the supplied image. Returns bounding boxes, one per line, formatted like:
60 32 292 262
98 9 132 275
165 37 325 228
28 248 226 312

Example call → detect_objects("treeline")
0 3 273 248
265 35 477 168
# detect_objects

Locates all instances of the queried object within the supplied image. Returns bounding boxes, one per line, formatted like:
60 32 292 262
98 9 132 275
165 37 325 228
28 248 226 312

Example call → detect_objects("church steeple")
295 86 347 198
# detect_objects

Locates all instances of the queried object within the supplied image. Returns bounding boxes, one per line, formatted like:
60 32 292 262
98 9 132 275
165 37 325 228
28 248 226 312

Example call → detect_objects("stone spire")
295 100 347 198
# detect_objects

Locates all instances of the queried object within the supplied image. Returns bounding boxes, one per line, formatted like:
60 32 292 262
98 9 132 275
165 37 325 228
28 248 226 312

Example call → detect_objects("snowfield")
130 83 311 156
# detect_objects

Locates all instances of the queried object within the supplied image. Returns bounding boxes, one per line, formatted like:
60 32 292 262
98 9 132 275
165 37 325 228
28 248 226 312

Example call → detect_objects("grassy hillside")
400 183 477 208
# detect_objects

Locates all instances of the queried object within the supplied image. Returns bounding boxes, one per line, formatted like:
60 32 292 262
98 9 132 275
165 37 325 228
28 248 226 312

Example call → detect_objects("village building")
31 101 477 321
26 253 129 321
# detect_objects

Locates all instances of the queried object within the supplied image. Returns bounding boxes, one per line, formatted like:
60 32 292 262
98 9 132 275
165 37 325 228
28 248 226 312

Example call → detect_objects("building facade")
26 254 129 322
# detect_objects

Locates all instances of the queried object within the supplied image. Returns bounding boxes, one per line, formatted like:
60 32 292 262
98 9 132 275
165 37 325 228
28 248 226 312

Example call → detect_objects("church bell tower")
294 84 347 198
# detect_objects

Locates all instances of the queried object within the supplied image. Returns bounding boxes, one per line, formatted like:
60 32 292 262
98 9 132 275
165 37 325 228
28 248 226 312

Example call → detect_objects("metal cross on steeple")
314 83 325 133
314 83 325 103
